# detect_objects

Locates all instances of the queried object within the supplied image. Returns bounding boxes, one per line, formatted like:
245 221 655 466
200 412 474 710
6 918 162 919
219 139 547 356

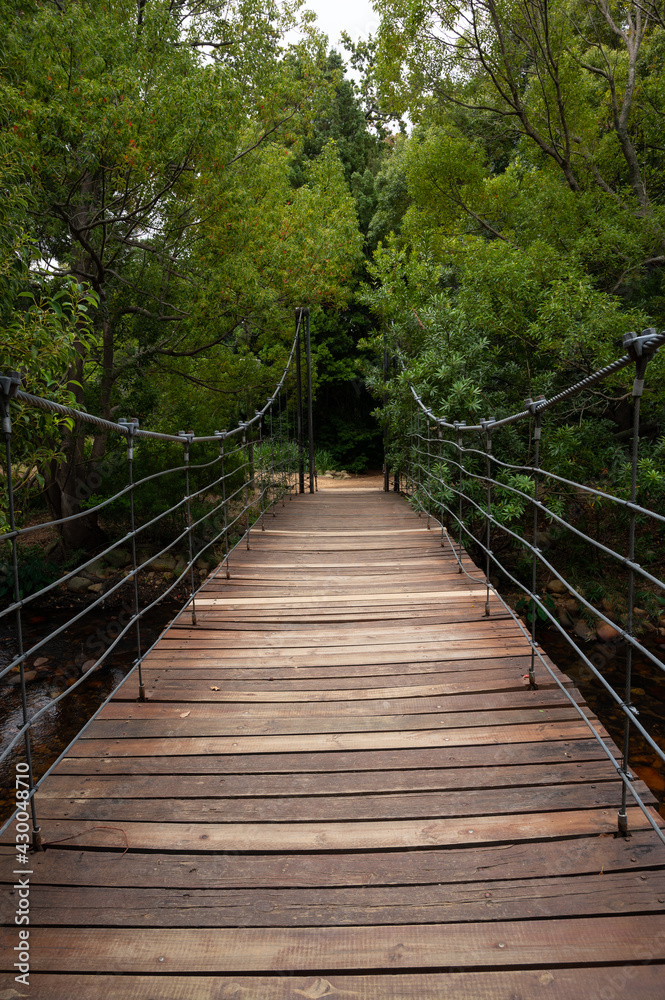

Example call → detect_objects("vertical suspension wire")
1 379 42 850
456 421 464 572
295 310 304 495
269 391 276 517
383 325 390 493
304 307 315 494
425 415 431 528
179 432 197 626
257 409 266 531
241 421 251 549
438 422 445 546
282 368 289 504
484 421 493 617
618 353 650 837
416 405 422 512
529 406 542 690
217 431 231 579
121 418 145 700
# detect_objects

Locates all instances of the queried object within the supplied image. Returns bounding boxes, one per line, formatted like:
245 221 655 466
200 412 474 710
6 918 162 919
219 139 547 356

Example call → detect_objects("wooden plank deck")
2 483 665 997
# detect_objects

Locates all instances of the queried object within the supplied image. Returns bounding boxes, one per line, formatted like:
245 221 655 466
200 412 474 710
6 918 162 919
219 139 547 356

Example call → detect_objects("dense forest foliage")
2 0 664 552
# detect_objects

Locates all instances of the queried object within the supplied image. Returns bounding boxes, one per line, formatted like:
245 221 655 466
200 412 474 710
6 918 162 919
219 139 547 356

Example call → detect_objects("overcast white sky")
302 0 380 50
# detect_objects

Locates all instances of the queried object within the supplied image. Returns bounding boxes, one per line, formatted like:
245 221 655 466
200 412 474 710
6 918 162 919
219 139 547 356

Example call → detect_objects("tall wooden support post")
305 307 315 493
295 308 305 494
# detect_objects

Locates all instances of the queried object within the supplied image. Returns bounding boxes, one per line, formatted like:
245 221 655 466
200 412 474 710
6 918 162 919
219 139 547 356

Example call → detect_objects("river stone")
597 622 621 642
149 554 177 571
546 578 567 595
196 557 212 570
175 561 188 577
34 656 49 667
88 582 103 594
573 619 595 641
80 659 97 673
68 575 92 594
105 548 131 568
556 607 573 628
563 599 579 614
84 559 106 578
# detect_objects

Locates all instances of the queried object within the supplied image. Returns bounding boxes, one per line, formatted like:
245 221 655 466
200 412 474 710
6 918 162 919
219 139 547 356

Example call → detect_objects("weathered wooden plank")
20 870 665 927
36 781 653 824
17 969 665 1000
65 719 604 756
97 688 582 719
84 706 587 737
4 829 662 889
8 915 665 972
131 651 545 673
37 759 622 800
180 609 512 630
136 644 538 668
146 639 527 661
122 655 538 676
158 623 521 649
191 589 495 607
28 806 657 852
51 737 611 775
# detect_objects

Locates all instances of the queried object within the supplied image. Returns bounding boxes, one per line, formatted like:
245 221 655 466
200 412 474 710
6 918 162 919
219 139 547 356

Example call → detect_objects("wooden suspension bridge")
2 480 665 997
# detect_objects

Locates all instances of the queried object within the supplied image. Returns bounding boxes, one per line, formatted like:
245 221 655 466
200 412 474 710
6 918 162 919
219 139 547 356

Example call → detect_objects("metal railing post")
178 431 197 625
239 421 251 549
617 340 652 837
1 371 42 850
425 416 432 529
383 327 390 492
256 410 266 531
525 400 542 691
119 417 145 699
269 398 276 517
215 431 231 578
482 419 494 617
295 310 305 494
438 422 444 544
304 307 315 493
456 421 465 572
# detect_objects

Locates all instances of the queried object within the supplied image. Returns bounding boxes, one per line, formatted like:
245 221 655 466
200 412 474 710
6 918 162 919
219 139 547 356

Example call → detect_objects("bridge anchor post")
1 371 43 849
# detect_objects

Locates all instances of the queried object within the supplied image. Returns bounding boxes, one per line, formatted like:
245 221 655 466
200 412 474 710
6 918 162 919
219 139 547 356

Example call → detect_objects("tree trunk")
44 344 107 552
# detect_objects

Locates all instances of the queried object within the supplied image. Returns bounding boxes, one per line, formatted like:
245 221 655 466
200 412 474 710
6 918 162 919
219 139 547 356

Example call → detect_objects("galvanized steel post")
304 307 315 494
295 309 305 494
119 417 145 698
482 419 494 617
617 329 657 837
0 371 42 850
525 399 543 691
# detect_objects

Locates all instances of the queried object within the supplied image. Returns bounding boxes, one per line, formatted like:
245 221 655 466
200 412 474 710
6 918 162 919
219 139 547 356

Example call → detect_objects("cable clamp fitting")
622 328 660 361
118 417 139 458
0 370 21 398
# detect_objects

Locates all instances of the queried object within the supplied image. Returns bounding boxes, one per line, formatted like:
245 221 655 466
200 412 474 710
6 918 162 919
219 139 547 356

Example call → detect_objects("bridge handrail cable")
387 327 665 844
